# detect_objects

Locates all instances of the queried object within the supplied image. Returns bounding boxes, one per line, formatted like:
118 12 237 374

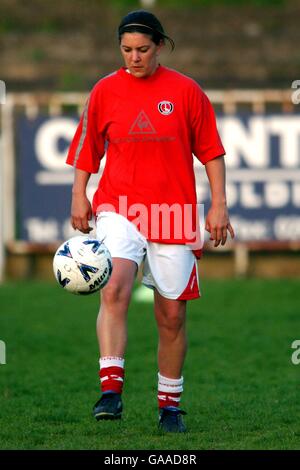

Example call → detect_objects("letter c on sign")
35 118 77 171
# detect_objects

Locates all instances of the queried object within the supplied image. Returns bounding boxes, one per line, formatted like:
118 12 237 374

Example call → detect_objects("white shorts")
96 212 200 300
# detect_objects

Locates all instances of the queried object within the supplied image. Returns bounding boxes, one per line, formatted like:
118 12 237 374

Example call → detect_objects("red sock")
157 373 184 409
99 356 125 394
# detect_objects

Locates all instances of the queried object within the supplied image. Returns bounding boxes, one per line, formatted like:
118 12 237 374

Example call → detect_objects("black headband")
120 23 155 32
118 10 175 50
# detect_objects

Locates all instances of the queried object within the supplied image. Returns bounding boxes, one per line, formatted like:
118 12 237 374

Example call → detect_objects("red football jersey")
66 65 225 248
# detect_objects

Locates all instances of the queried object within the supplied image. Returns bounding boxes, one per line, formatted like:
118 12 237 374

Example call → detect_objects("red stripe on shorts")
177 263 200 300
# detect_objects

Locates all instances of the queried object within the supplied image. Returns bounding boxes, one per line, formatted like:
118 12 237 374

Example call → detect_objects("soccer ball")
53 236 113 295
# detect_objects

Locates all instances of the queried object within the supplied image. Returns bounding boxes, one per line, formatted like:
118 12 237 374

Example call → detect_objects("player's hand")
205 202 235 247
70 193 93 234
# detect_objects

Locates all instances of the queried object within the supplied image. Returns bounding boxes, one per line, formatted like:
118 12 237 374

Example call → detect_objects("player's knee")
101 280 131 306
158 309 186 332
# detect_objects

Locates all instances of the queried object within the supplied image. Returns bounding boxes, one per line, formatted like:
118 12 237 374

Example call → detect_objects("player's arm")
205 155 234 247
71 168 93 234
66 85 105 234
189 84 234 247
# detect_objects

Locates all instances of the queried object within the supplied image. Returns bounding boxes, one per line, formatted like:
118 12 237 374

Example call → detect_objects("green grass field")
0 279 300 450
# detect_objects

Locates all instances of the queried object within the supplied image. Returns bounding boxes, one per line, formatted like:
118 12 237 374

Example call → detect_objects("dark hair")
118 10 175 51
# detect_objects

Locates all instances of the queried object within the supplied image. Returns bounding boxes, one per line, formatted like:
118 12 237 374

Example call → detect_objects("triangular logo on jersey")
129 110 156 135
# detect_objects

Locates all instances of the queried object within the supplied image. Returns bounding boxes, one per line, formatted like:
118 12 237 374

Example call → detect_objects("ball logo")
158 101 174 115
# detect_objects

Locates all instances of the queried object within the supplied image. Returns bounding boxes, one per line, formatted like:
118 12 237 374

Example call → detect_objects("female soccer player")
67 9 234 433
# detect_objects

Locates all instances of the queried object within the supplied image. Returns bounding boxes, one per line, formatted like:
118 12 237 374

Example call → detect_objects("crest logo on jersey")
158 101 174 115
129 110 156 134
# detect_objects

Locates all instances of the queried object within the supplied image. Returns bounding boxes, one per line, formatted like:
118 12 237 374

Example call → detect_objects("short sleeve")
66 85 105 173
190 84 225 165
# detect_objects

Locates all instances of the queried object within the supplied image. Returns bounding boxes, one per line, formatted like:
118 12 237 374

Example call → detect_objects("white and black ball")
53 236 112 295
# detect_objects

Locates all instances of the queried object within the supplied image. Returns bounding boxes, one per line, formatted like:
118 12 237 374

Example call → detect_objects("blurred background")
1 0 300 452
0 0 300 281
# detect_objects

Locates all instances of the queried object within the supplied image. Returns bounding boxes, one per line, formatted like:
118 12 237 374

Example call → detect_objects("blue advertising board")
16 114 300 242
17 115 99 242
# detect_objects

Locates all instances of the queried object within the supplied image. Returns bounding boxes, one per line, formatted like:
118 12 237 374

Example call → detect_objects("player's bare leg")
154 291 187 378
93 258 137 421
97 257 137 357
154 290 187 432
